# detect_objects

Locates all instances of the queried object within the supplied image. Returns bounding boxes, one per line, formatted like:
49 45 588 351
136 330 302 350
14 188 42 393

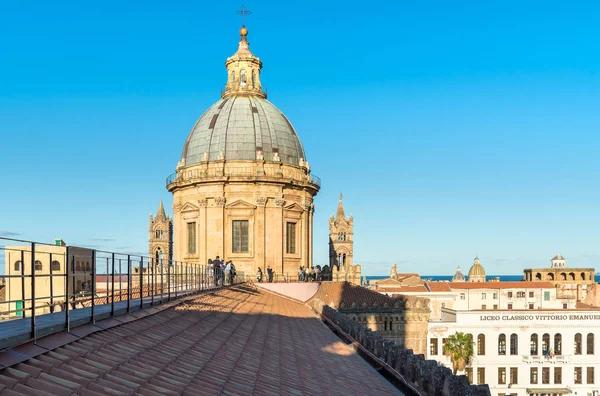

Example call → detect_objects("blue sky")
1 1 599 276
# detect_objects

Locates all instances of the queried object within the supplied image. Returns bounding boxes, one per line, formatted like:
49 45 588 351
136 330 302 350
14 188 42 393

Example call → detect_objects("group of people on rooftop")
207 256 236 286
299 266 322 282
256 265 274 283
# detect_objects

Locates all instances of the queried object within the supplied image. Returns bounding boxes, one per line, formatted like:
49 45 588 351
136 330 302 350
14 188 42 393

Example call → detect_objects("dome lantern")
222 25 266 99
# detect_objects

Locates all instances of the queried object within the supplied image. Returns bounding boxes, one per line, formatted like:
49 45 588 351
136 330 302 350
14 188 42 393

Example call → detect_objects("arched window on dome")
252 70 256 88
240 70 247 86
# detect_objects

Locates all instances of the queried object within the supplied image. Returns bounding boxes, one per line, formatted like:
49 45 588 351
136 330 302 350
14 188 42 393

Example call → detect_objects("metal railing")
0 237 244 348
166 167 321 188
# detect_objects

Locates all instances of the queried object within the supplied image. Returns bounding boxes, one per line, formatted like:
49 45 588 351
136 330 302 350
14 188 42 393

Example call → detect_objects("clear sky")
1 1 599 276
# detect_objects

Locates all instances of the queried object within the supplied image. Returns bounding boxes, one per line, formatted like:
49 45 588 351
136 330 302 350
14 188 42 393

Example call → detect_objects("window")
441 303 446 308
460 293 465 300
588 333 595 355
562 303 567 309
493 304 498 309
510 333 518 355
34 260 42 271
477 334 485 355
477 367 485 385
507 303 513 310
498 334 506 355
542 367 550 384
498 367 506 385
465 368 473 384
544 291 550 301
251 70 256 88
507 292 513 298
510 367 518 384
575 333 582 355
517 291 525 298
529 291 534 298
481 304 486 310
588 367 595 384
530 367 538 384
187 222 196 254
85 261 91 272
155 229 163 239
51 261 60 271
542 333 550 354
575 367 582 384
554 333 562 355
430 338 438 355
493 292 498 299
14 261 21 271
530 334 538 355
528 303 534 309
232 220 249 253
481 293 486 299
442 338 448 349
286 222 296 254
554 367 561 384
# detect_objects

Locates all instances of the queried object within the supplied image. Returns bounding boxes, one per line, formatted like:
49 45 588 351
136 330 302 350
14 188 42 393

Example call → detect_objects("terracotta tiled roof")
0 285 400 395
311 281 400 309
448 281 554 289
425 282 452 292
378 286 428 293
576 301 600 310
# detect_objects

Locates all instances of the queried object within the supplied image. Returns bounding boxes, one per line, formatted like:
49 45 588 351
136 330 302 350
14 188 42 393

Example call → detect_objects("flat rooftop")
0 285 401 395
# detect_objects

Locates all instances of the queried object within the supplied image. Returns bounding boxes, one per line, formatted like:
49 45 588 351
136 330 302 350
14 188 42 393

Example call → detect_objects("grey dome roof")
181 95 306 166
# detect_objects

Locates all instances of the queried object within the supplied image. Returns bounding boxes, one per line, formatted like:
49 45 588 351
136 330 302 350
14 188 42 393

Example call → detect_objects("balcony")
522 354 571 364
166 166 321 188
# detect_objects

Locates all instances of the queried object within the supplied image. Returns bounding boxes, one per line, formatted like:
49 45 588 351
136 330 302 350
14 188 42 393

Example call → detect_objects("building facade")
328 194 361 284
2 242 93 318
524 255 596 302
428 308 600 396
166 25 320 278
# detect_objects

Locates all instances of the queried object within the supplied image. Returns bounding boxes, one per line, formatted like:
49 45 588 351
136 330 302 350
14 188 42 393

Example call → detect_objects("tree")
443 332 474 375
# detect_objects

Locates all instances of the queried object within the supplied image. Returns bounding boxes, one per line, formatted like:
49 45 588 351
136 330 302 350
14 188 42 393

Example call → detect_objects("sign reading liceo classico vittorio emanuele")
479 314 600 322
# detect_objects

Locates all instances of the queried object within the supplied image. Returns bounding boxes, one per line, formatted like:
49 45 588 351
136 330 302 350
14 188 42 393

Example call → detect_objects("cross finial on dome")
340 193 343 201
236 5 252 27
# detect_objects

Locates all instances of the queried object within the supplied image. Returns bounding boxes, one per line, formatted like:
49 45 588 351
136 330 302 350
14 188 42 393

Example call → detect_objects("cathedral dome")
468 256 486 282
180 96 306 166
179 25 306 168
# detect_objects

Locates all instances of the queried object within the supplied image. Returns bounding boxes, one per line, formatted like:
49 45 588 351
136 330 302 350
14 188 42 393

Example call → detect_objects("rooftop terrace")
0 285 401 395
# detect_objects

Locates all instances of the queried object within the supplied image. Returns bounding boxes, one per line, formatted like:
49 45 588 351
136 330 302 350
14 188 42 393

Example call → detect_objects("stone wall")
312 299 491 396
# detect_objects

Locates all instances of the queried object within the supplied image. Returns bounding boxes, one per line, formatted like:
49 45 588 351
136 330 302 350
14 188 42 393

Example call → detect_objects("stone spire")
157 200 166 220
337 193 345 219
222 25 266 99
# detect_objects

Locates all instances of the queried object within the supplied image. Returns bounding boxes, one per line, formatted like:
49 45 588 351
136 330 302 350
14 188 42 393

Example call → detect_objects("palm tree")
443 332 474 375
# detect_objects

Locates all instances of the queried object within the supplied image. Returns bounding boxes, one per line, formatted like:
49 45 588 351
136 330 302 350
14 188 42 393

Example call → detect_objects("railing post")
151 258 155 306
30 242 36 340
167 261 171 302
49 253 54 313
161 261 164 301
175 262 178 299
65 248 70 332
127 255 131 313
111 253 115 317
139 257 144 309
20 250 25 318
91 250 96 324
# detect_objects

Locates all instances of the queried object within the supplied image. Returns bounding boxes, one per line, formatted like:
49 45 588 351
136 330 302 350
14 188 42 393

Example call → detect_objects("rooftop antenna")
236 5 252 27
